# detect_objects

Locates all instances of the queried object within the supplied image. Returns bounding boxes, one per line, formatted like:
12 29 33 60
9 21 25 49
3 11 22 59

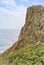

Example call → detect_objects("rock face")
12 5 44 50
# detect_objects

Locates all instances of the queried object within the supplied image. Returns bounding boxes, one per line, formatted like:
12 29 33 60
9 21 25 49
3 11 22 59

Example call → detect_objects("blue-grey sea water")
0 29 20 53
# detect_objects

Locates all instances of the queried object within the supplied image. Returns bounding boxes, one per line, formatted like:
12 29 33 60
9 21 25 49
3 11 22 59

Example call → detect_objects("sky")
0 0 44 29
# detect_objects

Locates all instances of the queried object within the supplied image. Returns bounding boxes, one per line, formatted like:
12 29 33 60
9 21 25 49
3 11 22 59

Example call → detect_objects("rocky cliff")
12 5 44 50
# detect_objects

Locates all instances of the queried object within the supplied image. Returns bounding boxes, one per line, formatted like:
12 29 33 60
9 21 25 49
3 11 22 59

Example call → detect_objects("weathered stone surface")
12 5 44 50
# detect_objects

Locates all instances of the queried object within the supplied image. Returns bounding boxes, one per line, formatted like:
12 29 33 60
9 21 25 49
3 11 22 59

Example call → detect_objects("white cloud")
20 0 29 3
0 5 26 29
0 0 27 29
0 14 25 29
0 0 29 6
0 7 12 14
1 0 16 5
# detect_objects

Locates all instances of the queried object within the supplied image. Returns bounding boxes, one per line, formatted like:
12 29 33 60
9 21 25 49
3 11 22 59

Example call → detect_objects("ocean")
0 29 20 53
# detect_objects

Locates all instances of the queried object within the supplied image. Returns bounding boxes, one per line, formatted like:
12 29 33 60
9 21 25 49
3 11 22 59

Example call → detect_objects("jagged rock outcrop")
12 5 44 50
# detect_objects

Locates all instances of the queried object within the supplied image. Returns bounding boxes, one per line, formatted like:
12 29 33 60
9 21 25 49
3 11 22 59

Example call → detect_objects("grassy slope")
0 42 44 65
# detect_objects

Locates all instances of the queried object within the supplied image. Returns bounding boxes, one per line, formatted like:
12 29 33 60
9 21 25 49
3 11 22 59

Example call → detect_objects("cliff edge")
12 5 44 50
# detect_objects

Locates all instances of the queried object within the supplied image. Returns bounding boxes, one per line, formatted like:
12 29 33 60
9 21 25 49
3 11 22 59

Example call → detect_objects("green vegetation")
0 42 44 65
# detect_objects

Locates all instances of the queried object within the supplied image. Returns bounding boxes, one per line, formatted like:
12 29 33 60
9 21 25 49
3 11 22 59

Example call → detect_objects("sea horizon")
0 29 20 53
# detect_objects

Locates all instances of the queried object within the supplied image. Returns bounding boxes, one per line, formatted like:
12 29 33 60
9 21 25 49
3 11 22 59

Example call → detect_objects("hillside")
0 5 44 65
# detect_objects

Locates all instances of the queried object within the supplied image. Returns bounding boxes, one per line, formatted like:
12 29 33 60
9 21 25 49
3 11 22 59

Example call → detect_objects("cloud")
1 0 16 5
0 4 26 29
20 0 29 3
0 7 12 14
0 0 27 29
